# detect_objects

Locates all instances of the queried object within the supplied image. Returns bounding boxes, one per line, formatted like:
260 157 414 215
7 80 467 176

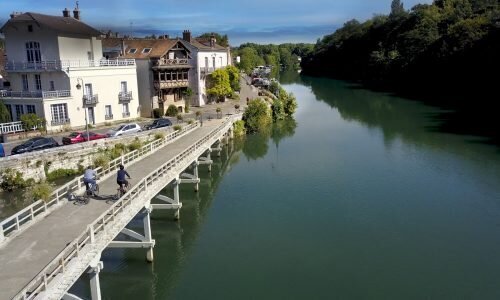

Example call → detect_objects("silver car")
107 123 142 137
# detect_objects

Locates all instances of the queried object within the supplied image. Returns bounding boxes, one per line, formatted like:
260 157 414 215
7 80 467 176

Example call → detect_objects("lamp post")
76 78 90 141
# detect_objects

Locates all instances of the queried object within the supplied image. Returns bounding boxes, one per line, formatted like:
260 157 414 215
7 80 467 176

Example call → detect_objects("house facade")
0 9 139 130
103 37 193 117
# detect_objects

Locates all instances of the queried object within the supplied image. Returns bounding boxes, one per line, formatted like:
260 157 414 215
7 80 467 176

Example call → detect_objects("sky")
0 0 432 45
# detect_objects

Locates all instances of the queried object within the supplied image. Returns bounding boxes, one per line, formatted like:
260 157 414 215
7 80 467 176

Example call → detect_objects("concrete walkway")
0 118 226 300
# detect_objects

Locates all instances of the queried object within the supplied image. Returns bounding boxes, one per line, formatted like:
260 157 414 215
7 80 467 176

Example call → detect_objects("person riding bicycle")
117 164 131 192
83 166 97 191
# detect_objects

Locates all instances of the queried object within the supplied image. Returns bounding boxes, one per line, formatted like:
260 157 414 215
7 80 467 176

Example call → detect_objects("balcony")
122 112 130 118
0 90 71 100
154 58 191 69
51 118 71 126
83 94 99 106
105 114 114 120
5 59 136 72
154 80 189 89
200 67 216 75
118 91 133 102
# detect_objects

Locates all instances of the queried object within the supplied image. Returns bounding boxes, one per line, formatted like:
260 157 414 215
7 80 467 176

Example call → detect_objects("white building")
0 9 139 131
181 32 232 106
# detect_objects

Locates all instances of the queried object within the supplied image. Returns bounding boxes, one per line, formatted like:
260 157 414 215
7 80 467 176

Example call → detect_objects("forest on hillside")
302 0 499 105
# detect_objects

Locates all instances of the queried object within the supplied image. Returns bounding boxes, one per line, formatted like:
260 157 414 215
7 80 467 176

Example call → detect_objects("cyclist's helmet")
119 164 124 170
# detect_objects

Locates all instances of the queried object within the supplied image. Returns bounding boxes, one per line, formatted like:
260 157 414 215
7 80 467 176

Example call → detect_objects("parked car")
11 137 59 155
0 143 5 157
62 131 107 145
144 118 172 130
106 123 142 137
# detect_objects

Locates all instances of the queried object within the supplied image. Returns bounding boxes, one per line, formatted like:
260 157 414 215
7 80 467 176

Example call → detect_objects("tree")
198 33 229 47
225 65 240 92
243 99 272 133
165 104 178 117
0 101 11 123
206 69 231 102
390 0 406 18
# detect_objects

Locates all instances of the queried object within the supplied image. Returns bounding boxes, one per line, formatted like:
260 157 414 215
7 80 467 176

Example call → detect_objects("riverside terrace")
0 115 240 300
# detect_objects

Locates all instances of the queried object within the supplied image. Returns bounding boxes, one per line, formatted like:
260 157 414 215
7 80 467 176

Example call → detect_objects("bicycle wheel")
94 184 99 196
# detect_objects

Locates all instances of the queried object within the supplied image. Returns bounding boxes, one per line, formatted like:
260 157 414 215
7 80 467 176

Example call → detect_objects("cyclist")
117 164 131 193
83 166 97 192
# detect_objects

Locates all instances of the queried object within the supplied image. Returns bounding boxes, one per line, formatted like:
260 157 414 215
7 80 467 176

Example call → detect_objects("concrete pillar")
143 208 154 262
207 151 212 173
194 163 199 192
174 180 180 220
88 262 103 300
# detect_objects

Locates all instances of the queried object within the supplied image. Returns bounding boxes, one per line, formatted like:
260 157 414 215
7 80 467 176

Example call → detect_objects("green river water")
71 73 500 299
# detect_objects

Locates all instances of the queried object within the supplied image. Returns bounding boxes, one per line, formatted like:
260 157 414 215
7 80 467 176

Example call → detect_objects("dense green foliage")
243 99 272 133
270 84 298 119
46 168 80 182
233 43 314 74
206 69 232 101
0 168 34 191
23 182 53 203
153 108 162 118
302 0 500 109
166 104 178 117
233 120 246 137
225 65 241 92
198 32 229 47
0 101 11 123
20 113 46 132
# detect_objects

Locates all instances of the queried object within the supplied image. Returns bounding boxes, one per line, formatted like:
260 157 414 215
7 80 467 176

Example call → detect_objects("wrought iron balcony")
0 90 71 100
105 114 114 120
154 58 190 69
5 59 136 72
51 118 71 126
118 91 133 102
122 112 130 118
200 67 215 75
154 80 189 89
83 94 99 106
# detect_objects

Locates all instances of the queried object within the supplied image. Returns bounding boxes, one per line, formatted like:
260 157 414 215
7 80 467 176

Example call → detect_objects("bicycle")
114 180 130 200
85 181 100 198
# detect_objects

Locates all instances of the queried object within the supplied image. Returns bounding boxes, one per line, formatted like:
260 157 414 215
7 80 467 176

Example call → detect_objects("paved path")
0 118 226 300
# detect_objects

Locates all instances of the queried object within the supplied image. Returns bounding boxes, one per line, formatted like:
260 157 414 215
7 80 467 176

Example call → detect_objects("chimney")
73 1 80 20
182 30 191 43
210 34 216 48
160 34 169 40
10 12 22 19
62 8 70 17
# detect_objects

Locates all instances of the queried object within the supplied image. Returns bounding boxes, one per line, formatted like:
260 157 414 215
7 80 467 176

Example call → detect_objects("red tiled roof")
102 38 185 59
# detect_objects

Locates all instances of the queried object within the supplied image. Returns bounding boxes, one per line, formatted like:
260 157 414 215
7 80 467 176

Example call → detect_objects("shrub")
154 132 165 140
23 182 53 203
187 119 194 125
46 168 79 182
127 137 142 151
177 114 184 123
0 168 29 191
165 105 178 117
272 98 285 121
243 98 272 133
93 155 110 169
233 120 246 137
173 125 182 131
153 108 162 118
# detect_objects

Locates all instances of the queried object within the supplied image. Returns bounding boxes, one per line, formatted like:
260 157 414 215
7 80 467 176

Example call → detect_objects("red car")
62 132 107 145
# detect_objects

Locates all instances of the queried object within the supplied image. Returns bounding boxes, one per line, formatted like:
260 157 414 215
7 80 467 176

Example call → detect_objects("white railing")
0 121 25 134
156 58 189 66
118 91 133 102
0 90 71 100
5 59 136 71
154 80 189 89
0 122 200 244
83 94 99 105
200 67 216 74
12 116 239 300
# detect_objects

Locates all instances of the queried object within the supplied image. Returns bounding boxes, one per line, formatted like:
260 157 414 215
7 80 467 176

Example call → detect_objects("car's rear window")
69 132 80 138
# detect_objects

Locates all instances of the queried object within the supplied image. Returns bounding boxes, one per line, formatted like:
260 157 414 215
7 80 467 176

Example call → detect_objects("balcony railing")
122 112 130 118
118 91 133 102
154 80 189 89
200 67 216 75
105 114 113 120
83 94 99 106
157 58 189 66
5 59 136 71
51 118 70 126
0 90 71 100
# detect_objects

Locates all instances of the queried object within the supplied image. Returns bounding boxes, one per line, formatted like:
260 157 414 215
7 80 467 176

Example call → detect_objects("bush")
46 168 80 182
233 120 246 137
272 98 286 121
166 105 178 117
176 114 184 123
173 125 182 131
153 108 162 118
0 168 29 191
228 91 240 100
187 119 194 125
93 155 110 169
23 182 53 203
127 138 142 151
154 132 165 140
243 98 272 133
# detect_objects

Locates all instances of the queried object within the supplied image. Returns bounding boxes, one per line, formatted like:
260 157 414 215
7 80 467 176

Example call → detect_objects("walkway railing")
0 122 199 244
13 116 239 300
5 59 136 71
0 121 25 134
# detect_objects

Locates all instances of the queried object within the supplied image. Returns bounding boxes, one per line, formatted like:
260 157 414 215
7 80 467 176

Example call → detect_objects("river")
72 73 500 299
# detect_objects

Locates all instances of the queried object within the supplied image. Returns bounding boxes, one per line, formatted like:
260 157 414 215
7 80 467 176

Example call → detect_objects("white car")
106 123 142 137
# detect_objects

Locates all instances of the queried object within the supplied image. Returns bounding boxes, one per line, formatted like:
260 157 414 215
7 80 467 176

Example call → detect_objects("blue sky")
0 0 431 45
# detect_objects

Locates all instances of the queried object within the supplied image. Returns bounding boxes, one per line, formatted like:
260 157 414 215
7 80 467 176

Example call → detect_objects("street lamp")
76 77 90 141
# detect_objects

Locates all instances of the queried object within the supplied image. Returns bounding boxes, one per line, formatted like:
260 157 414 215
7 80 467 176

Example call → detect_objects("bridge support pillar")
179 162 200 192
144 207 154 262
174 179 180 220
198 150 213 173
88 261 103 300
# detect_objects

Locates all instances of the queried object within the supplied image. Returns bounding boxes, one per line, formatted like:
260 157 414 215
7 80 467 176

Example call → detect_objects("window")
87 51 92 60
128 48 137 54
26 105 36 114
105 105 112 117
204 57 208 68
15 105 24 121
49 81 55 91
220 57 223 67
50 103 69 124
27 25 33 32
84 84 93 96
122 103 129 113
142 48 152 54
212 57 216 68
25 41 41 63
22 74 29 91
34 74 42 90
120 81 127 93
5 104 13 121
